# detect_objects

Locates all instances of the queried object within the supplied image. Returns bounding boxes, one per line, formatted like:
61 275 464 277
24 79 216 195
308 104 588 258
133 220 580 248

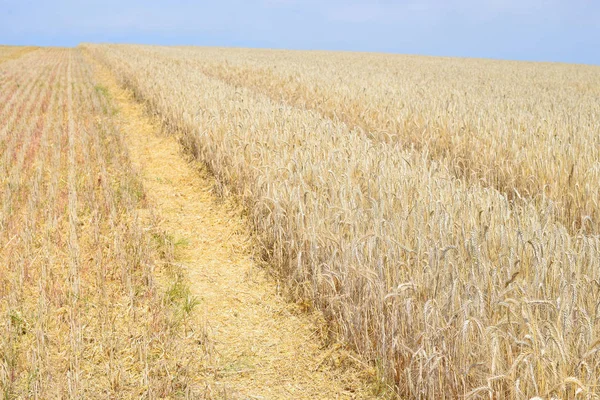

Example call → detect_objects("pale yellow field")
0 46 381 399
0 45 38 64
169 46 600 234
85 44 600 399
0 48 205 397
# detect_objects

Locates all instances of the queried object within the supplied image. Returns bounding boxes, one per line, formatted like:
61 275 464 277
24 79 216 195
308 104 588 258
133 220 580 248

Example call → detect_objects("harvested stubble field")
83 43 600 399
0 46 38 64
0 47 206 397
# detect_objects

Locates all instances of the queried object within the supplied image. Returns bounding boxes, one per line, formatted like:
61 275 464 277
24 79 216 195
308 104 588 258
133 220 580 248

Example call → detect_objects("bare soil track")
94 62 382 399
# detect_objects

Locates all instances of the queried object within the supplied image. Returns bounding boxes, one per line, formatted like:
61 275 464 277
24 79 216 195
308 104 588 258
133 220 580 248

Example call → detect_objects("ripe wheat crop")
85 44 600 399
0 48 205 398
160 46 600 235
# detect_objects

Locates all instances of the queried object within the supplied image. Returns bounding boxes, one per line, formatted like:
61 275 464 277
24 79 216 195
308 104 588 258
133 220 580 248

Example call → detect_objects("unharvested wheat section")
84 43 600 399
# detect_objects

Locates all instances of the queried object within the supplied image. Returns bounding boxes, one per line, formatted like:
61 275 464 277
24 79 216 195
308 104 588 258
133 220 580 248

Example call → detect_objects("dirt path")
94 64 381 399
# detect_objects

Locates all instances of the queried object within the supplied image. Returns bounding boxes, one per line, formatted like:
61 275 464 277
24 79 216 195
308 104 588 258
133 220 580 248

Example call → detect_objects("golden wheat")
0 45 38 65
161 45 600 235
0 48 205 398
84 44 600 399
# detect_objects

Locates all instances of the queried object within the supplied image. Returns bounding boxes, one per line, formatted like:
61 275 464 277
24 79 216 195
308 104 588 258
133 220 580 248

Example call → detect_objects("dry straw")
177 46 600 235
85 43 600 399
0 48 204 398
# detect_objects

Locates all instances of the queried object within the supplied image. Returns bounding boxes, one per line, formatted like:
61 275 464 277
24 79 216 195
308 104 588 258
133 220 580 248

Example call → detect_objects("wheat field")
2 42 599 398
0 46 38 64
0 48 206 397
83 44 600 399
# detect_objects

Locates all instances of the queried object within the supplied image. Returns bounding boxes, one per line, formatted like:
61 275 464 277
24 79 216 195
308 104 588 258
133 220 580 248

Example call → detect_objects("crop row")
86 44 600 399
0 49 203 397
141 45 600 235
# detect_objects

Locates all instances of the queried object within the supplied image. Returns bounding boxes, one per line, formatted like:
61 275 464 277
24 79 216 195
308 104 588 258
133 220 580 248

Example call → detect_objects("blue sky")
1 0 599 65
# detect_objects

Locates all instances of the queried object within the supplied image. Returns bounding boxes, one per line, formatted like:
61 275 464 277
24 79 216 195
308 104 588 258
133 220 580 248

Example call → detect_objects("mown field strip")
0 51 58 146
0 46 38 65
93 57 382 399
0 48 206 398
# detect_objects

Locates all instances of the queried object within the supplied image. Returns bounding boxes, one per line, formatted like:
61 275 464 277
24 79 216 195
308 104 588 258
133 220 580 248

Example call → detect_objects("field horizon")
4 41 600 67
